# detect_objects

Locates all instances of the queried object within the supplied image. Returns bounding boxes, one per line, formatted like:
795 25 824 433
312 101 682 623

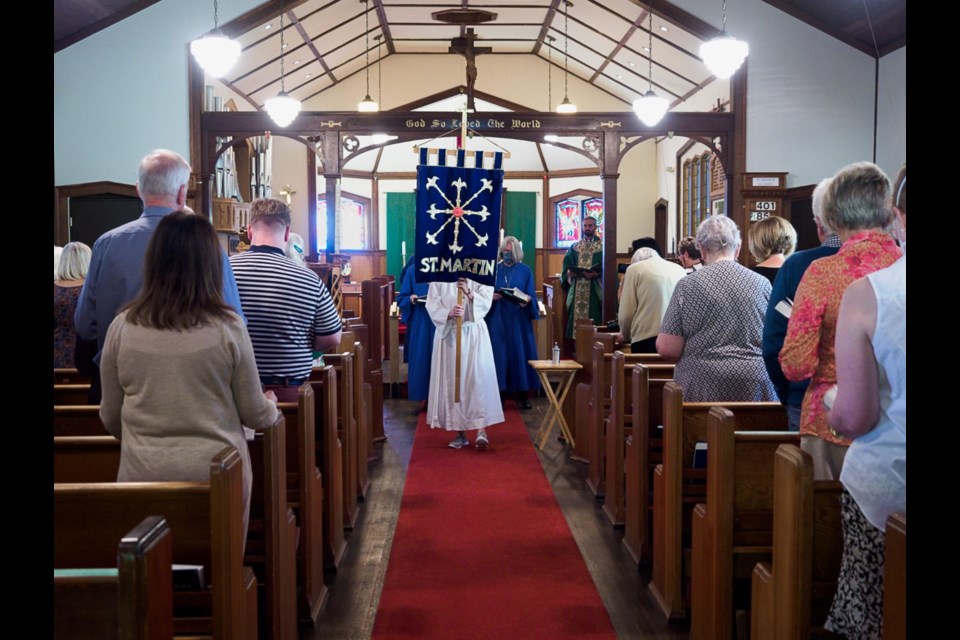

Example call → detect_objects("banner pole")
455 287 463 403
453 107 469 404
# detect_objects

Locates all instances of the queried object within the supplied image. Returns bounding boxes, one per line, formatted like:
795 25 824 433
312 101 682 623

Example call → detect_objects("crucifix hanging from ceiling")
433 8 498 111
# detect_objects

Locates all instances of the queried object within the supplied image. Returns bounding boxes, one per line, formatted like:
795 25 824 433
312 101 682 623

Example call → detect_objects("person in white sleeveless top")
825 164 906 639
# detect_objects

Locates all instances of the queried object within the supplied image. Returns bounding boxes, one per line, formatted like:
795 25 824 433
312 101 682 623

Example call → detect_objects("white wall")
54 0 262 185
669 0 878 187
877 48 906 181
271 136 311 241
616 142 658 250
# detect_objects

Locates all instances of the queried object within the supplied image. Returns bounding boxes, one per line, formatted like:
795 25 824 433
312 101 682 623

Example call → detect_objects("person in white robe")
426 277 504 449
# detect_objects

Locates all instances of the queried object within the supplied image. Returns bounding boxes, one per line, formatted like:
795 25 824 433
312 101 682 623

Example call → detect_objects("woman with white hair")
485 236 540 409
656 215 777 401
781 161 902 482
54 242 92 368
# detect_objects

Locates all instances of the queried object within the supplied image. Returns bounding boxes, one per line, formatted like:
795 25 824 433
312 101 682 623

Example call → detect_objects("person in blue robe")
484 236 540 409
396 255 434 402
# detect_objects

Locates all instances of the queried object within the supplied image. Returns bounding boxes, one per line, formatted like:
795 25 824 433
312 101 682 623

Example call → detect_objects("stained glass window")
555 198 581 248
554 195 604 248
316 196 368 251
583 198 604 239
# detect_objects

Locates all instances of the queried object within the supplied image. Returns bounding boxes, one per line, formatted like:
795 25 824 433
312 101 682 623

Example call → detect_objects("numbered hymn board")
741 172 788 224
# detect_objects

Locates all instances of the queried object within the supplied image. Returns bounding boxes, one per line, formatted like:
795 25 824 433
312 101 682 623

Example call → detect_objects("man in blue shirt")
74 149 244 401
762 177 841 431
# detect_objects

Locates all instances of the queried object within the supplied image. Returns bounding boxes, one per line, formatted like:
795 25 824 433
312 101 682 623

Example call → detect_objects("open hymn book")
497 287 532 305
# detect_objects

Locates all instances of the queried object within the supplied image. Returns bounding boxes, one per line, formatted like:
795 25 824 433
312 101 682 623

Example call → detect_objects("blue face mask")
501 251 514 264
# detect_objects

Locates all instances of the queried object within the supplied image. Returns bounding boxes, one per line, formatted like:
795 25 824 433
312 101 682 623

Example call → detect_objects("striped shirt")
230 246 342 379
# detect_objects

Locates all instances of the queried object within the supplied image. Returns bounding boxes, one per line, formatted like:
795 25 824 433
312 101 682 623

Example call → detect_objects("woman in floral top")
780 162 901 481
54 242 91 368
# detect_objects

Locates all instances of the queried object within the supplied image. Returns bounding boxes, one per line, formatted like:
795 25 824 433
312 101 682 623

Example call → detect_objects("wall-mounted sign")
752 176 781 187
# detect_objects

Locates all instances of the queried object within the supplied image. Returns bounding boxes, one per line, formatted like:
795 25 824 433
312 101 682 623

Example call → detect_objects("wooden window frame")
547 188 603 249
315 190 373 252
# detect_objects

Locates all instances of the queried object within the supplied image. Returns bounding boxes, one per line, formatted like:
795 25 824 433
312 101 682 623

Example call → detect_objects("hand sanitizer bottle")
552 342 560 364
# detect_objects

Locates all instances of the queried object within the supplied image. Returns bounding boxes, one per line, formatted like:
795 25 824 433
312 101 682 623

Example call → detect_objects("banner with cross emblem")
415 148 504 286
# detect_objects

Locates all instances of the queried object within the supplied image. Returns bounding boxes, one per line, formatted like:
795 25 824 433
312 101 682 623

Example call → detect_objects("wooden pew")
53 424 299 639
309 367 348 570
622 363 675 565
689 409 800 640
602 358 673 528
324 351 360 530
54 384 92 406
348 323 379 463
648 382 788 622
54 368 92 385
328 341 371 500
274 384 328 626
360 278 387 444
885 512 906 640
565 325 615 462
749 444 843 640
588 348 664 499
247 420 299 639
54 447 257 640
54 515 173 640
54 406 106 436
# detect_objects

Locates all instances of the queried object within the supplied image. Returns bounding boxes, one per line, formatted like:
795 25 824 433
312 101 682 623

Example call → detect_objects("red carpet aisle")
372 409 616 639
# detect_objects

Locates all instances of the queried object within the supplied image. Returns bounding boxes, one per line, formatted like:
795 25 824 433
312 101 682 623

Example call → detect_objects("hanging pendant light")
556 1 577 114
191 0 242 78
633 3 668 126
357 0 380 112
264 0 302 127
700 0 749 79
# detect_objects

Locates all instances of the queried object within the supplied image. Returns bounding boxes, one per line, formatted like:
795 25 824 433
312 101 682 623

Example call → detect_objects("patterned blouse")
54 283 83 368
780 230 901 445
660 259 777 402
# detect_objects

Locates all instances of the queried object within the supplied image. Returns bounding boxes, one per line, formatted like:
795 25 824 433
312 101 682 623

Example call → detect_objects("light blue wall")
54 0 261 185
670 0 881 187
877 48 907 181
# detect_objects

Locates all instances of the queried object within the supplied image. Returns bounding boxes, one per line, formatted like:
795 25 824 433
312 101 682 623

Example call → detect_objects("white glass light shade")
358 95 379 112
699 36 749 79
633 90 669 126
264 91 302 127
190 32 242 78
556 97 577 114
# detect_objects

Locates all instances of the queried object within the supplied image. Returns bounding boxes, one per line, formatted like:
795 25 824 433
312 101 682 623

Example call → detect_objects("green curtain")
386 191 418 281
503 191 537 274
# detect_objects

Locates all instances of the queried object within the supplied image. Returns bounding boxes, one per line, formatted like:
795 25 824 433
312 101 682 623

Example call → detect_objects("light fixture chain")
213 0 219 29
364 0 371 95
279 0 286 91
721 0 727 33
564 1 570 98
377 36 382 104
547 36 553 109
648 2 654 91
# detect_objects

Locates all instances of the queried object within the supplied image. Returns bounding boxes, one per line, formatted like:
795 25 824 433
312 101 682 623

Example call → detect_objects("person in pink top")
780 161 902 481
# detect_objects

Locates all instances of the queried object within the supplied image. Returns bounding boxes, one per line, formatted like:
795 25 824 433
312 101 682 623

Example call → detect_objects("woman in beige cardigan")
99 211 280 539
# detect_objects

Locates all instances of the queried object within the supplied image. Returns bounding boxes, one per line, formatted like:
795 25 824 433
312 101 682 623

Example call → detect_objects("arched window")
681 152 714 237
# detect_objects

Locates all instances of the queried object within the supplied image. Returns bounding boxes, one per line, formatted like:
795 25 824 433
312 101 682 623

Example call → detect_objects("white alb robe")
426 281 505 431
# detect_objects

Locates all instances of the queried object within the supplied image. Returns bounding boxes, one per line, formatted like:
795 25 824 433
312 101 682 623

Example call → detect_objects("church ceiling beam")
532 0 563 55
289 8 338 83
371 0 396 54
590 9 648 83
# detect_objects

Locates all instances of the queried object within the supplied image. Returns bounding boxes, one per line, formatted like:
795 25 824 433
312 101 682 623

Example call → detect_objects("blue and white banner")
415 148 503 286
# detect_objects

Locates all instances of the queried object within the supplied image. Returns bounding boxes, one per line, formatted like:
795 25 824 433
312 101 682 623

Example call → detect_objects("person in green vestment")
561 216 603 338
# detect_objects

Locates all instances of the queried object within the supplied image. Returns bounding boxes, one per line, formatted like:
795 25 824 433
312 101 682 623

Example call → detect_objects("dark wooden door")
69 194 143 246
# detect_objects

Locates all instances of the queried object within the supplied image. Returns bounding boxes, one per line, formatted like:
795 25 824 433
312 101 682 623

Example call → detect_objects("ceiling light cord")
364 1 371 96
860 0 881 58
564 1 570 99
647 4 654 91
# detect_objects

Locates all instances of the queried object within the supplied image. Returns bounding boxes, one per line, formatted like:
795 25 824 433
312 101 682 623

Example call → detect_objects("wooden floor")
301 397 690 639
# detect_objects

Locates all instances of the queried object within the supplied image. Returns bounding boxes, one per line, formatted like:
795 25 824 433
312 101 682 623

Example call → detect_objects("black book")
172 564 205 591
497 287 532 305
568 265 600 277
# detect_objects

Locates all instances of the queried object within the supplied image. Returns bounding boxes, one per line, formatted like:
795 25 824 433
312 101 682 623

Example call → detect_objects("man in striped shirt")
231 198 342 402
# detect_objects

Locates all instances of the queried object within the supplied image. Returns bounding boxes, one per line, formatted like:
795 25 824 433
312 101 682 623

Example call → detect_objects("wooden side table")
528 360 583 451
